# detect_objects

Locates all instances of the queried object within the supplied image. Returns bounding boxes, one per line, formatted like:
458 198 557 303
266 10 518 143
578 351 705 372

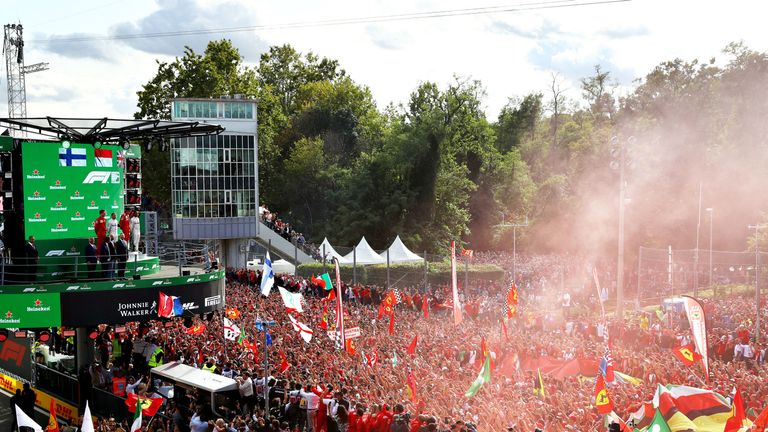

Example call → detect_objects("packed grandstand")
33 252 768 432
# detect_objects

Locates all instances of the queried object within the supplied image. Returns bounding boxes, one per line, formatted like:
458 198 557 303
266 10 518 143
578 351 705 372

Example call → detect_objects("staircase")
255 221 314 264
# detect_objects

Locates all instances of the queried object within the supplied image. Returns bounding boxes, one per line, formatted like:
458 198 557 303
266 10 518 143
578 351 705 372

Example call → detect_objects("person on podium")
94 209 107 255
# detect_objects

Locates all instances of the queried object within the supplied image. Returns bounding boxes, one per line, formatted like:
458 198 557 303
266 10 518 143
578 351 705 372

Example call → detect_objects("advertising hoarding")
21 141 124 240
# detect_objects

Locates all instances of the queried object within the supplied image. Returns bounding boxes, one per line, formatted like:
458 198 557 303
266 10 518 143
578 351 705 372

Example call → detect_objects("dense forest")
135 40 768 255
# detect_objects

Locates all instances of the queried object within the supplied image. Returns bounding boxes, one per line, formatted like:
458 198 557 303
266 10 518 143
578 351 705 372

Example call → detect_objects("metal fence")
0 243 214 285
637 246 768 302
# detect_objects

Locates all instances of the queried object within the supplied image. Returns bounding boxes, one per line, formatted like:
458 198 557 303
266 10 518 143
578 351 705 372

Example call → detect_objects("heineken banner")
22 141 125 240
0 293 61 328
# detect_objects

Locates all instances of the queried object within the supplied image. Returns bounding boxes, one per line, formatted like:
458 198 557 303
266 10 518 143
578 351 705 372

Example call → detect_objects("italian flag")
130 397 142 432
465 354 491 398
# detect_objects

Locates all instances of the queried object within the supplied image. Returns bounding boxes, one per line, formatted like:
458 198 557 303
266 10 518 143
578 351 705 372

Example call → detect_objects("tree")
580 65 616 121
257 45 346 116
134 40 261 209
496 93 543 153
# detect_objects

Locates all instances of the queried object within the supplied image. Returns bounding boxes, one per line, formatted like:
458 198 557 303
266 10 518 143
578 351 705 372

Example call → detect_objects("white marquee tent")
342 236 386 265
319 237 351 264
379 235 424 263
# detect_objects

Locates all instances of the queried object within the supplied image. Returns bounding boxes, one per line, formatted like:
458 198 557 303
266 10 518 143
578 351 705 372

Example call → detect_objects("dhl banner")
0 370 78 423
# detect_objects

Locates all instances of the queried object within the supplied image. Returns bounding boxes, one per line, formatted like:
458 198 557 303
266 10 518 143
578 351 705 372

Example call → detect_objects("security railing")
0 243 215 285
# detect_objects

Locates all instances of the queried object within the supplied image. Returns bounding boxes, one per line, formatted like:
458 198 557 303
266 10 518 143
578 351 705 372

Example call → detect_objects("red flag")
506 281 518 319
326 287 336 302
422 296 429 319
406 371 417 402
46 399 59 432
311 274 325 288
319 303 329 330
725 387 746 432
501 320 509 341
406 335 418 355
278 351 291 374
185 324 206 335
388 312 395 335
460 248 474 257
125 393 163 417
378 290 398 319
594 375 614 414
365 351 378 368
672 344 703 367
225 308 241 319
242 339 258 359
754 402 768 432
345 339 356 356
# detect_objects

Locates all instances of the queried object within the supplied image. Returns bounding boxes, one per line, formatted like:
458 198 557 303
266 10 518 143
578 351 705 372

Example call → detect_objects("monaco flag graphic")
95 149 113 167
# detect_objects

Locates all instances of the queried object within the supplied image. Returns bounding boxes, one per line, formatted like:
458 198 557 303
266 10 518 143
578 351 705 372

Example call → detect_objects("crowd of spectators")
259 205 320 260
36 252 768 431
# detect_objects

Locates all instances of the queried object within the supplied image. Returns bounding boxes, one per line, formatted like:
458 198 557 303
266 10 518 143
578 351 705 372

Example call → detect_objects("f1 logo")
83 171 119 184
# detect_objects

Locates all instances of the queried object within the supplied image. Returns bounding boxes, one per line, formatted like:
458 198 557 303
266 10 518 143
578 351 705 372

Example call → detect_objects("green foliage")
134 39 768 256
295 261 504 286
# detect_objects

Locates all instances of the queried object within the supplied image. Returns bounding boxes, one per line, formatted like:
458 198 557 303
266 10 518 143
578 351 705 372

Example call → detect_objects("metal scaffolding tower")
3 23 49 125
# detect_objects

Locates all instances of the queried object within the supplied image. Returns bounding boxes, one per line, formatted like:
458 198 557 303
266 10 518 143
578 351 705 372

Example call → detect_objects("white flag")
260 252 275 297
81 401 95 432
223 317 241 341
15 405 44 432
278 287 304 313
288 314 314 343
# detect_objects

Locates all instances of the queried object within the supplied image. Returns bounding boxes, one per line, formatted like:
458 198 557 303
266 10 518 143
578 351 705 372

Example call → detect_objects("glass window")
246 103 253 119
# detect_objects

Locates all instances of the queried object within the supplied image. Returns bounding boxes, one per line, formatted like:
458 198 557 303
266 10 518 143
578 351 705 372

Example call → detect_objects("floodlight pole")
495 216 528 281
256 319 276 419
706 208 713 287
748 225 764 342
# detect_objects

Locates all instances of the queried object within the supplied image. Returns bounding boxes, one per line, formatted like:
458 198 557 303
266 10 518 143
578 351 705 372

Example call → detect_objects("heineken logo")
51 223 68 233
27 169 44 179
50 179 65 190
28 191 46 201
0 310 20 324
70 190 84 200
28 212 47 223
27 298 51 312
75 190 80 196
100 194 110 200
71 210 85 221
51 202 67 211
87 200 98 210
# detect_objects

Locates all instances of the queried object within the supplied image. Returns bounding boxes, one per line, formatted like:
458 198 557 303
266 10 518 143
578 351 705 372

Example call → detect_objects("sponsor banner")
0 293 61 328
0 267 219 294
682 295 710 379
22 141 124 241
0 331 33 380
0 370 78 423
60 276 224 326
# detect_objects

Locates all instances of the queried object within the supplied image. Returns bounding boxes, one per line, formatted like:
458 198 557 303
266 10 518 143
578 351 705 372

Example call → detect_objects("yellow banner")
0 370 78 423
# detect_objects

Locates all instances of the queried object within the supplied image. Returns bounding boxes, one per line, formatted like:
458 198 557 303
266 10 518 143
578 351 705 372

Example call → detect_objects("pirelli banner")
59 276 225 326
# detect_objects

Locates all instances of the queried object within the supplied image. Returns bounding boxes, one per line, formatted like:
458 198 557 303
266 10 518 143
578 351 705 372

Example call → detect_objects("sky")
3 0 768 120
